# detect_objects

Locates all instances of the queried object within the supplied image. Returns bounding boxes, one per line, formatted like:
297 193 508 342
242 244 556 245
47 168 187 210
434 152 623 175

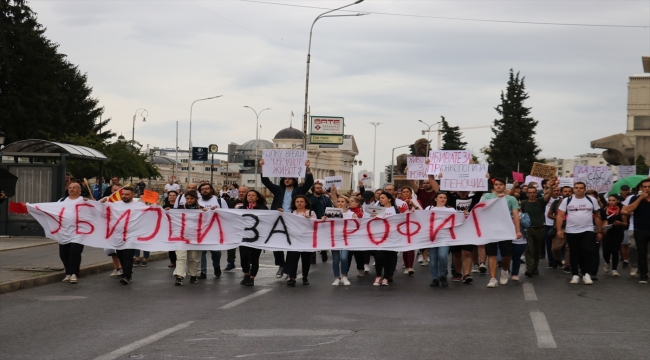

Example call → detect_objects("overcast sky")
28 0 649 175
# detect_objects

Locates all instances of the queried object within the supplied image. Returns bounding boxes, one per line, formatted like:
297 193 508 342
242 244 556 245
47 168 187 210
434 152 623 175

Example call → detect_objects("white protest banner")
558 177 575 188
617 165 636 179
406 157 428 180
427 150 472 177
261 149 308 178
524 175 544 187
439 164 489 192
27 198 515 251
323 176 343 189
573 165 608 179
576 170 613 193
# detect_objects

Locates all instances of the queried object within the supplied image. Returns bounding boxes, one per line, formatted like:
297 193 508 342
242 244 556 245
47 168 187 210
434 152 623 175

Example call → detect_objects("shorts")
104 248 117 256
450 245 476 253
485 240 512 257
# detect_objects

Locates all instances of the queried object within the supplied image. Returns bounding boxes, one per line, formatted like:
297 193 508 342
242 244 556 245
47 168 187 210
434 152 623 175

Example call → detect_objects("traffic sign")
191 147 208 161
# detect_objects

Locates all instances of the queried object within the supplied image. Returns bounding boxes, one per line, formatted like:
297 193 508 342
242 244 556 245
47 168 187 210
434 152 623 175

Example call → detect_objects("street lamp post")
132 109 148 142
343 159 362 191
302 0 366 150
368 122 382 188
418 119 442 153
188 95 222 183
244 106 271 190
390 144 411 184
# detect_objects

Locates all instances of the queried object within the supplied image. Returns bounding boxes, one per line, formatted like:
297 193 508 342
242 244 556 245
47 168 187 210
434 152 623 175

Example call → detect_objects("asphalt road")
1 251 648 360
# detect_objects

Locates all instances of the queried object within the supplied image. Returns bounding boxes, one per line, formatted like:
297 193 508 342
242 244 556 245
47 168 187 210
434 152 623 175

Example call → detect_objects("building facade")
545 153 618 178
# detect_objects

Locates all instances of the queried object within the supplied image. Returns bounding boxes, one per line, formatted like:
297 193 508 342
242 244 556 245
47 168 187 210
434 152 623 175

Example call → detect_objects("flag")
9 201 28 214
107 187 124 203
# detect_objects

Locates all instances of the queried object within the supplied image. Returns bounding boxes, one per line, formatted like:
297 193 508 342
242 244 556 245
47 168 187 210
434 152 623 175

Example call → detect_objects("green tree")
636 155 649 176
0 0 112 144
440 116 467 150
483 69 541 178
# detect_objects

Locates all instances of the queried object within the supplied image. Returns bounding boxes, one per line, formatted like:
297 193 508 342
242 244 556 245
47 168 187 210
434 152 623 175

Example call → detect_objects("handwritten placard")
576 170 613 193
440 164 489 191
407 157 428 180
524 175 544 188
324 176 343 189
558 177 575 188
512 171 524 183
617 165 636 179
141 189 160 204
530 162 558 181
573 166 608 178
427 150 472 177
262 150 308 178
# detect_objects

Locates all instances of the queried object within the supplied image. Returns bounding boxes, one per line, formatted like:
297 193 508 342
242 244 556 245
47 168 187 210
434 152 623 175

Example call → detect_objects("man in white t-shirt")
164 179 180 198
197 183 228 279
556 182 603 285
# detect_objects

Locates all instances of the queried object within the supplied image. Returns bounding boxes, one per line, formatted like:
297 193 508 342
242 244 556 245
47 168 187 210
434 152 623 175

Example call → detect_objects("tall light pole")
418 119 442 153
302 0 367 149
132 108 148 142
391 144 411 183
369 122 382 188
189 95 222 183
244 106 271 190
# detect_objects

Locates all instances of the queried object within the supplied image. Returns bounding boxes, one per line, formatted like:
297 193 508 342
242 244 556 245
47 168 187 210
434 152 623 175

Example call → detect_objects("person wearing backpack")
622 178 650 284
555 182 604 285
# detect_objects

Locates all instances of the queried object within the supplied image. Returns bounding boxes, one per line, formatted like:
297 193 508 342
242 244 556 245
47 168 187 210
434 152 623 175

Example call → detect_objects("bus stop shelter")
0 139 108 236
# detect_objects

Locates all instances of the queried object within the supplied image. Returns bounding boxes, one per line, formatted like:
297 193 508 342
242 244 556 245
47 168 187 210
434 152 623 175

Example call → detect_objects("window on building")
634 116 650 130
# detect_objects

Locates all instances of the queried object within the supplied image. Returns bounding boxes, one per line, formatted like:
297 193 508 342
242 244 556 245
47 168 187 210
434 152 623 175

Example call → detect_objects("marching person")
556 182 603 285
286 195 317 287
259 159 313 280
520 180 553 277
238 190 269 286
163 191 178 267
307 182 337 263
324 195 358 286
400 187 422 276
602 194 628 277
170 190 204 285
425 192 455 287
372 191 400 286
622 178 650 284
58 182 89 284
197 183 228 279
164 178 180 198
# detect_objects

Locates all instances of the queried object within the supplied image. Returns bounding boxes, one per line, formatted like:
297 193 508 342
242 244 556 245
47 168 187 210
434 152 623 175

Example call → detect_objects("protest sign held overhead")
324 207 343 219
617 165 636 179
440 164 489 192
261 150 308 178
573 165 608 178
141 190 160 204
323 176 343 189
524 175 544 188
559 177 575 188
530 162 558 181
407 157 428 180
512 171 524 183
359 171 373 182
576 170 613 193
427 150 472 177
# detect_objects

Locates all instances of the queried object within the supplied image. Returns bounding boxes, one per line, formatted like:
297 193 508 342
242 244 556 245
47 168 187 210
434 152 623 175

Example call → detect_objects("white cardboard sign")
359 171 373 182
426 150 472 177
576 170 613 193
439 164 489 191
558 177 575 188
524 175 544 187
261 150 308 178
617 165 636 179
406 157 428 180
324 176 343 189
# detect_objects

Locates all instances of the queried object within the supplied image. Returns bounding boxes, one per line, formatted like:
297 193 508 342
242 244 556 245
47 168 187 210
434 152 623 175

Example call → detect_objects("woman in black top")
602 194 628 276
238 190 268 286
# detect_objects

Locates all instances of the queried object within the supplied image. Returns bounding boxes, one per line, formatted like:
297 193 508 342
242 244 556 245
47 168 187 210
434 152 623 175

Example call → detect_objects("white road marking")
530 311 557 349
523 283 538 301
93 321 194 360
220 289 272 309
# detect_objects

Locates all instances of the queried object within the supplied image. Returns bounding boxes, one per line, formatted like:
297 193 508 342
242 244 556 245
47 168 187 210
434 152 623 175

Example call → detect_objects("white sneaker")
364 265 370 274
583 273 593 285
70 274 78 284
417 254 424 263
404 269 410 275
109 269 119 278
570 275 580 284
332 278 341 286
281 274 289 281
62 275 71 282
630 267 638 276
422 261 429 267
487 278 498 288
117 269 123 276
520 255 525 262
341 276 351 286
471 264 479 273
612 270 620 277
499 270 509 285
603 263 610 273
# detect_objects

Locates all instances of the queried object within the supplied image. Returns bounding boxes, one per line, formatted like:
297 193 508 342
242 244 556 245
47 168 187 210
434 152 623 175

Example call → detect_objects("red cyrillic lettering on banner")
197 212 225 244
470 203 487 237
167 213 190 244
343 219 360 246
396 213 421 244
366 218 390 245
313 220 335 248
75 203 95 235
429 212 456 242
36 206 65 235
137 207 162 241
106 207 131 241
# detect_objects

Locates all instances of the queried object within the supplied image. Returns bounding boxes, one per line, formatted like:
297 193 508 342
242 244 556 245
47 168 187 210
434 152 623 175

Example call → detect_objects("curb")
0 251 169 294
0 241 57 252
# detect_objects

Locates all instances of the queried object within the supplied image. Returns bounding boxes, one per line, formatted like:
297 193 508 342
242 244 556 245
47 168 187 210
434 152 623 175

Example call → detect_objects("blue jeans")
511 243 527 276
429 246 449 279
331 250 350 277
201 250 222 272
134 250 149 258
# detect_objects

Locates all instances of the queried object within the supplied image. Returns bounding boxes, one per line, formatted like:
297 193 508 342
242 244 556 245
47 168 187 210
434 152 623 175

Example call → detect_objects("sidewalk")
0 237 168 294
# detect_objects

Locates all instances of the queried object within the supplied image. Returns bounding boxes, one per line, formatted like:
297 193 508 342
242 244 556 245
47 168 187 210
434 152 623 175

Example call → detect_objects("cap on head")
620 185 630 190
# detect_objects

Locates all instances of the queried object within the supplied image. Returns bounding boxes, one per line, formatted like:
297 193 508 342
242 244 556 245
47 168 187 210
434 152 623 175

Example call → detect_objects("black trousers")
286 251 312 279
374 250 396 278
227 248 237 264
168 251 177 265
566 232 597 276
240 246 262 277
348 251 366 271
634 229 650 277
59 243 84 275
116 249 136 280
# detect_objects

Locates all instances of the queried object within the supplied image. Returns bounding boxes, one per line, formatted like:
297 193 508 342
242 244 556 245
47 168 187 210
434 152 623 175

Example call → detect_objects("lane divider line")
530 310 557 349
220 289 272 309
